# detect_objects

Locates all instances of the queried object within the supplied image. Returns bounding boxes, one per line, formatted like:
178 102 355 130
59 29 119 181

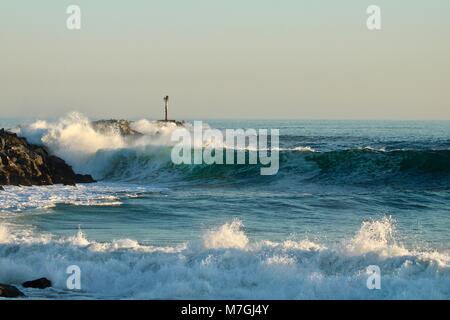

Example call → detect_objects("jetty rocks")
92 119 143 137
0 128 95 187
92 119 185 137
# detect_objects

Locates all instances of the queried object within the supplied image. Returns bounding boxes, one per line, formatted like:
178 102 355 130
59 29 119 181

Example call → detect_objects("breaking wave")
0 217 448 299
14 112 450 187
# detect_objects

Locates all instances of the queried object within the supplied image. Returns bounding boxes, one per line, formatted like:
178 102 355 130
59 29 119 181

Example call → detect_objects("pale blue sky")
1 1 449 120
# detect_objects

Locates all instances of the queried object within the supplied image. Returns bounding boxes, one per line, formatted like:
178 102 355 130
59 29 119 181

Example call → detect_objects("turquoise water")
1 116 449 299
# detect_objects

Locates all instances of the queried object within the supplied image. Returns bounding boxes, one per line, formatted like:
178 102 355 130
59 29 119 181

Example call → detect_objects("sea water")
0 113 449 299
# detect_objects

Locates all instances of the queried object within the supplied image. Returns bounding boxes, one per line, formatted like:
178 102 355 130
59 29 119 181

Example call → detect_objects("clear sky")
1 0 449 120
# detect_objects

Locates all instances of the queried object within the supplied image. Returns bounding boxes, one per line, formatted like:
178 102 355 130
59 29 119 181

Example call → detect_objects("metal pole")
164 96 169 121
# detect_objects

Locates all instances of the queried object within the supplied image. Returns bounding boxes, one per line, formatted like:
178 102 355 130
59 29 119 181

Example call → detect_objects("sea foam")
0 218 448 299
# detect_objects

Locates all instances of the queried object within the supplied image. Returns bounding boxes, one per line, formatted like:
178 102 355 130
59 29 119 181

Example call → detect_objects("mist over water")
1 113 449 299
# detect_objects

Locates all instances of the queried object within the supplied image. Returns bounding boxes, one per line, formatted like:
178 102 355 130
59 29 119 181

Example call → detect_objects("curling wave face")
0 218 449 299
14 112 450 188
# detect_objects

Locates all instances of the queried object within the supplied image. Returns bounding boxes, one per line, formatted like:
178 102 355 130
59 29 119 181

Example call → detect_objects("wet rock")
22 277 52 289
0 129 96 186
75 173 97 183
0 284 25 298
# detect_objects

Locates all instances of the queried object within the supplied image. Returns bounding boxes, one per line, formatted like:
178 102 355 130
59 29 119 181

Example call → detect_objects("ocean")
0 113 449 299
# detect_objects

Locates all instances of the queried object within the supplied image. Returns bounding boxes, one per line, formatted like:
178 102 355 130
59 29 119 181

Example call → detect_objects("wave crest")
203 219 249 249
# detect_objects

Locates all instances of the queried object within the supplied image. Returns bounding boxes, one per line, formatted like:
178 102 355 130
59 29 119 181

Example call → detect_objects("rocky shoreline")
0 128 95 187
1 128 93 298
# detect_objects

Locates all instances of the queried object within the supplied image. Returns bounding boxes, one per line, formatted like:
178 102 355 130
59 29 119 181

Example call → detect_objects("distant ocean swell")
0 217 449 299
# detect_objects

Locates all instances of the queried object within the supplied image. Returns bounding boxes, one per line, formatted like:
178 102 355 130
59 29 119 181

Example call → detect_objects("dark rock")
75 173 96 183
0 185 4 191
22 277 52 289
0 129 96 186
0 284 25 298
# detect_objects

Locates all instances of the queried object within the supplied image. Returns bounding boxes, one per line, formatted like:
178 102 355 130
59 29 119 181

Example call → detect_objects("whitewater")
0 215 448 299
0 113 449 299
